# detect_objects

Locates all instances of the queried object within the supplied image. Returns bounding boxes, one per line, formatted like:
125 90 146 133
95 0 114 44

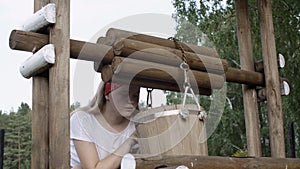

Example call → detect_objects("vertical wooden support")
32 1 49 168
235 0 262 157
48 0 70 168
258 0 285 157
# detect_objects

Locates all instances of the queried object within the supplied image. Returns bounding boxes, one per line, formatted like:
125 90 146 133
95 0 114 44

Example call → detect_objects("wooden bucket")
134 104 208 157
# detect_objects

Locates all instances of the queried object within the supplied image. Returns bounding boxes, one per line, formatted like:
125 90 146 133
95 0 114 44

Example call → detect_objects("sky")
0 0 176 112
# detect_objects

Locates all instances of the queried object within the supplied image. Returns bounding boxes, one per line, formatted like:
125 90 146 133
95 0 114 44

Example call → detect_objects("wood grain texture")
31 1 50 168
135 155 300 169
48 0 70 168
235 0 261 157
258 0 285 158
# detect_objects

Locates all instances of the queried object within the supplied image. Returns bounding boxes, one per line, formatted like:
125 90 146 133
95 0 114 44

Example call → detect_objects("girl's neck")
100 102 129 133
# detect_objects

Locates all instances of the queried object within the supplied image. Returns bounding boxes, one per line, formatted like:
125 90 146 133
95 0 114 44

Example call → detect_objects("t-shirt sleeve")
70 111 93 142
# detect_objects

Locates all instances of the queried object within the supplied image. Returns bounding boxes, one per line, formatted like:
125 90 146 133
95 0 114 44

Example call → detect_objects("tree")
3 103 31 168
172 0 300 156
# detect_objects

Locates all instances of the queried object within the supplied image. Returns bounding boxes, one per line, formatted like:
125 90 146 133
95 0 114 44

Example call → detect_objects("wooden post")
235 0 261 157
32 1 49 169
48 0 70 168
258 0 285 158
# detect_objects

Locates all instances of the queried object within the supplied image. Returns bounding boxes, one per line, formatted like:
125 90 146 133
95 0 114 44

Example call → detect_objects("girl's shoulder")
71 111 96 124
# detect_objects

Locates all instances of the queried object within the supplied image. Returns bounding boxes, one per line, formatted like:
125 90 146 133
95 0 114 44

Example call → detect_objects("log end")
9 30 18 49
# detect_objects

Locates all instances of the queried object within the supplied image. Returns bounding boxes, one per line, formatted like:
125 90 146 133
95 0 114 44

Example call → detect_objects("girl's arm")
73 135 136 169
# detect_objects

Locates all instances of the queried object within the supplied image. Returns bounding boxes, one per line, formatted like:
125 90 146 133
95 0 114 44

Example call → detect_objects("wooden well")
134 105 208 158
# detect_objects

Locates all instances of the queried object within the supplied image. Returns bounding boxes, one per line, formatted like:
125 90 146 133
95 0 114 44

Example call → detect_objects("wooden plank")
235 0 261 157
48 0 70 168
258 0 285 158
32 1 49 169
135 155 300 169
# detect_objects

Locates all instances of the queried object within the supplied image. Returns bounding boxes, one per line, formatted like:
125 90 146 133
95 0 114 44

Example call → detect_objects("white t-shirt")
70 111 136 168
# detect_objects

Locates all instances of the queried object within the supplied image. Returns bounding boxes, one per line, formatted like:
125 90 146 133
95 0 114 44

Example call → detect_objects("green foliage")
232 149 248 157
70 101 81 112
172 0 300 157
1 102 32 169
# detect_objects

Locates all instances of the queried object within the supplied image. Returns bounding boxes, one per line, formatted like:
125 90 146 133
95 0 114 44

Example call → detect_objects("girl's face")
109 85 140 118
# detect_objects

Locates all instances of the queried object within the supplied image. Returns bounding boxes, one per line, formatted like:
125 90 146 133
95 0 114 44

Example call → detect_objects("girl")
70 82 140 169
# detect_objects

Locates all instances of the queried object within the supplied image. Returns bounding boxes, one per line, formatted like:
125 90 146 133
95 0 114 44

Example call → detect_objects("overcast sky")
0 0 176 112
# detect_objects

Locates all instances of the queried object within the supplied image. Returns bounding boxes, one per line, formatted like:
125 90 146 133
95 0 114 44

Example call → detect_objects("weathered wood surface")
136 105 208 157
101 69 212 95
112 38 228 74
48 0 70 168
225 67 264 86
135 155 300 169
31 1 49 169
258 0 285 158
105 28 220 58
108 57 225 89
32 77 49 169
235 0 261 157
9 30 114 64
10 30 266 87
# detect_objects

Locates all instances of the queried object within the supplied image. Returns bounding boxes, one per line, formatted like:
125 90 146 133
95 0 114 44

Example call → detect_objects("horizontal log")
225 67 265 86
100 64 212 95
109 57 225 89
255 53 285 72
112 38 228 74
9 30 114 63
19 44 55 79
135 155 300 169
21 3 56 32
257 78 290 101
105 28 220 58
10 30 266 87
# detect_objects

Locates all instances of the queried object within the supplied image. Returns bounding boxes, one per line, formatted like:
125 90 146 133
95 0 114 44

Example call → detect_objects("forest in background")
172 0 299 157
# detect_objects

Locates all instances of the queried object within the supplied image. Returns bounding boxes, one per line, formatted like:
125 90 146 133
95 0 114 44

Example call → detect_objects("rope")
168 37 206 120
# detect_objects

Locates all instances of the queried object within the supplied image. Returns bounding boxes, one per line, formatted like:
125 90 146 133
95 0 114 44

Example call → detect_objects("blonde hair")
71 81 106 116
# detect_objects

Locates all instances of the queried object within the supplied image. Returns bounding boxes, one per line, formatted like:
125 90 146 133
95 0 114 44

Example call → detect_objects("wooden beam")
135 155 300 169
112 38 228 74
22 3 56 32
235 0 261 157
258 0 285 158
100 64 212 96
225 67 264 86
31 1 49 169
20 44 55 79
9 30 114 64
109 57 225 90
10 30 266 87
48 0 70 168
105 28 220 58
